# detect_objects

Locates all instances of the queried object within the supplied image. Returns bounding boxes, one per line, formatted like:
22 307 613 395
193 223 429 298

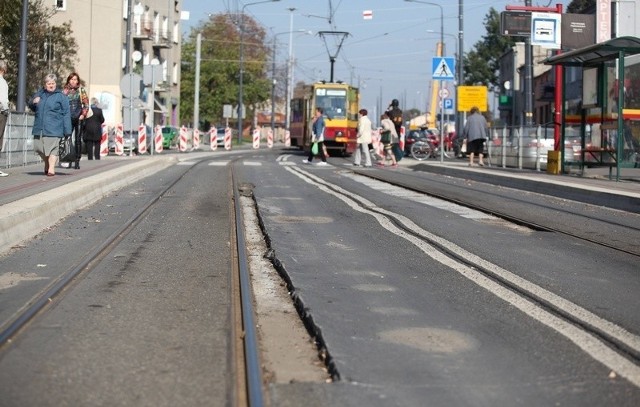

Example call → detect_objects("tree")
462 7 515 89
0 0 78 107
566 0 595 13
180 13 272 129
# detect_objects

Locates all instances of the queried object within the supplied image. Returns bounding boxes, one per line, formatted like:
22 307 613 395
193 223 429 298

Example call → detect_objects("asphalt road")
0 148 638 406
0 158 234 406
245 151 640 406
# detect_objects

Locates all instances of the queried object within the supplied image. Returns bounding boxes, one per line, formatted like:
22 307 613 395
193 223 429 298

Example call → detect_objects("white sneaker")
302 159 311 164
316 161 328 166
0 171 8 177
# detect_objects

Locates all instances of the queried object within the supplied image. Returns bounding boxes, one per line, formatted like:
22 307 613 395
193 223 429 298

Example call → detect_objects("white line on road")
287 166 640 388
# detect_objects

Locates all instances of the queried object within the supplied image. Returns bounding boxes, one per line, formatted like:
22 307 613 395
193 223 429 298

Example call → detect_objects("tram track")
0 158 267 406
286 164 640 388
354 166 640 258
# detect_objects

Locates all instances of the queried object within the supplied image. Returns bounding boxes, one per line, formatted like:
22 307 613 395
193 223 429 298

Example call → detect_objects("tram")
289 81 360 156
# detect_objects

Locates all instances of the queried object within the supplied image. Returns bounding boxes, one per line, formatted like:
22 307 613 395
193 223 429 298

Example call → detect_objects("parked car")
488 127 579 169
162 126 178 149
215 127 225 147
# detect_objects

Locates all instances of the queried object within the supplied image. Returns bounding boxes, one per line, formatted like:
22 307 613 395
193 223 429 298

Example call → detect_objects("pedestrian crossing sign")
432 57 455 80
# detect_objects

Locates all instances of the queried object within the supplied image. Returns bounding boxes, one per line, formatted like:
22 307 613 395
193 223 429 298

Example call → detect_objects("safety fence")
0 112 41 169
486 125 558 171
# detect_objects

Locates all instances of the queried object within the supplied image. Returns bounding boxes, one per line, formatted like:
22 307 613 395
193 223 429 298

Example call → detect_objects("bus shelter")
544 36 640 181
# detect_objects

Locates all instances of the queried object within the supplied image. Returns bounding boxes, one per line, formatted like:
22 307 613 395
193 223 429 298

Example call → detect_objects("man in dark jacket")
83 98 105 160
386 99 403 137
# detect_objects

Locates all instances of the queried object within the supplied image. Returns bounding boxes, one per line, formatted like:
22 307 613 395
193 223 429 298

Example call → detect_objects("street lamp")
270 30 311 134
405 0 445 163
238 0 280 144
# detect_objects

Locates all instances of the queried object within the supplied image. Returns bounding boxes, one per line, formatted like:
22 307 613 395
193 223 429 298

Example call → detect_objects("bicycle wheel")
411 141 432 160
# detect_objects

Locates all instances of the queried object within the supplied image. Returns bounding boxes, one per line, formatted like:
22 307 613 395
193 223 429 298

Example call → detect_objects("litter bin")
547 150 560 174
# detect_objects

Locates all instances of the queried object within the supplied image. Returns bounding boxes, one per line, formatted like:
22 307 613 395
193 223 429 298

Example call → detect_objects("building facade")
49 0 182 129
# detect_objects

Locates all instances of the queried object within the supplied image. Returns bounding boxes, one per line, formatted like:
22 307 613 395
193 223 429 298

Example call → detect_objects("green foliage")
462 8 515 89
0 0 78 105
180 13 271 128
567 0 595 13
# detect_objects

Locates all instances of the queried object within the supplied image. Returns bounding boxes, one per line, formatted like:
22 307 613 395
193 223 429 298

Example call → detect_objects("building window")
55 0 66 11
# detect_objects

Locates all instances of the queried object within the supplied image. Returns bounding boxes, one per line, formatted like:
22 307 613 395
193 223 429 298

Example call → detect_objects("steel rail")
232 167 265 407
353 167 640 258
0 161 203 345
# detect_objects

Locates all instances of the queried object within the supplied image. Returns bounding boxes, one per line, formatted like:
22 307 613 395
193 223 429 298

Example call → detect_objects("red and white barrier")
371 128 383 158
267 128 274 148
399 125 406 152
100 124 109 157
193 129 200 150
115 123 124 156
154 125 163 154
252 128 260 149
224 127 232 150
210 128 218 151
137 124 147 154
284 130 291 147
179 126 188 152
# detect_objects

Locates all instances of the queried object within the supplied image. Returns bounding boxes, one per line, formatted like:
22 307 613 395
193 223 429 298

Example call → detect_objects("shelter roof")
543 36 640 67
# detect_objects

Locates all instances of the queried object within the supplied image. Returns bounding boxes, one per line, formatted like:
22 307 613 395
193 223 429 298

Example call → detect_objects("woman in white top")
353 108 372 167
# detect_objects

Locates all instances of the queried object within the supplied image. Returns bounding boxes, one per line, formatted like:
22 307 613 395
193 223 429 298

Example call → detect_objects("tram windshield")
315 88 347 119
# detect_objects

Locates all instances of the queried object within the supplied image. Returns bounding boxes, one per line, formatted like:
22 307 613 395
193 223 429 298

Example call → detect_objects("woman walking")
62 72 89 169
353 108 372 167
29 73 72 176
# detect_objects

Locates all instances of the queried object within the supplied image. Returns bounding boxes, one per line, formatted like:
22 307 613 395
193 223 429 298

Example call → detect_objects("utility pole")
523 0 533 127
16 0 29 113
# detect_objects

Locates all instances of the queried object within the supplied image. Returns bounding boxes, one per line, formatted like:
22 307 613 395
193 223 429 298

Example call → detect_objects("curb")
0 156 176 256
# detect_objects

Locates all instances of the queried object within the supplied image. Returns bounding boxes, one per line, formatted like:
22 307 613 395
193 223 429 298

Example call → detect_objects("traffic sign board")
443 98 453 110
457 86 488 112
432 57 455 80
120 73 143 99
439 88 449 98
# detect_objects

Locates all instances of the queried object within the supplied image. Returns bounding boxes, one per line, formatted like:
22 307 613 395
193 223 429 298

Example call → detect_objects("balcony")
152 29 172 48
133 19 153 40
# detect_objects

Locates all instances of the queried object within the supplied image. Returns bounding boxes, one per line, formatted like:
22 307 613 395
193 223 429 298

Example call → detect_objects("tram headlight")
335 131 344 137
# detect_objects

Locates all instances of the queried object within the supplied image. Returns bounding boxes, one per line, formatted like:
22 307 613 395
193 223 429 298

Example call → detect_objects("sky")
180 0 569 113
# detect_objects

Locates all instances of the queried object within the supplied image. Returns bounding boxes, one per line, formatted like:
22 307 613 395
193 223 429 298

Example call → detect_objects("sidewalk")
0 155 177 256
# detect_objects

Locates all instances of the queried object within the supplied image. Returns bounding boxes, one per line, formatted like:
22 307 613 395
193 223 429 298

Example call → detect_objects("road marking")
287 166 640 387
346 173 495 220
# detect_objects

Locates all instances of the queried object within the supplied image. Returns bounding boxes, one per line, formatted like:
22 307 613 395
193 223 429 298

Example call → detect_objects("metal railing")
487 125 552 171
0 111 41 169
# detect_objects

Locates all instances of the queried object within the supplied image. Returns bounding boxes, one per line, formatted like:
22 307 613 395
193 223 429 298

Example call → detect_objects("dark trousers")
85 140 101 160
307 141 327 162
71 119 83 165
0 112 7 152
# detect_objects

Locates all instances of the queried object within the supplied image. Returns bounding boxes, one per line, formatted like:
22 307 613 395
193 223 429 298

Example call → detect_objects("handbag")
311 142 319 155
380 130 391 144
59 136 77 162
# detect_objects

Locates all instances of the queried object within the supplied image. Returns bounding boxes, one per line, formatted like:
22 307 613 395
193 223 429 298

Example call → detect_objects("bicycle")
410 139 451 160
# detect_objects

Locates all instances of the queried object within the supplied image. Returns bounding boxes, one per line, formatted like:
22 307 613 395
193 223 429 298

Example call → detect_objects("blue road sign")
432 57 455 80
443 98 453 109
